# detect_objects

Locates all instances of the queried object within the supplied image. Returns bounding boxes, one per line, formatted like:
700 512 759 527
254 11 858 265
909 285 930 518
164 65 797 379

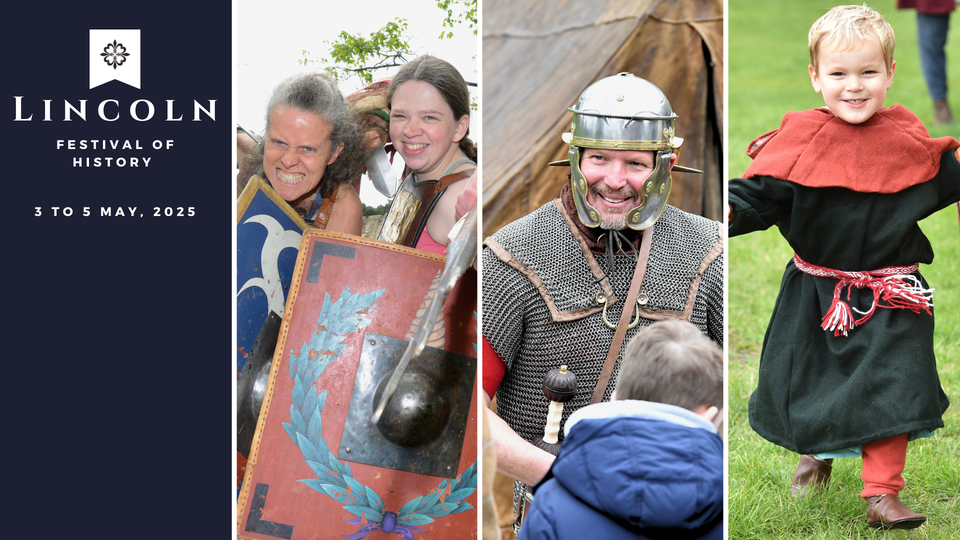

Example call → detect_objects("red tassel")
821 296 855 337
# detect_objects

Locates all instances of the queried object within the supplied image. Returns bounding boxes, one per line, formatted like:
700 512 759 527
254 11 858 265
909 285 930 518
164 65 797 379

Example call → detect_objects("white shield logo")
89 29 141 89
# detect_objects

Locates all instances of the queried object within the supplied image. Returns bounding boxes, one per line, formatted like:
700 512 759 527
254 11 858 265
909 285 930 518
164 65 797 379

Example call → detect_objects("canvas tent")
482 0 723 235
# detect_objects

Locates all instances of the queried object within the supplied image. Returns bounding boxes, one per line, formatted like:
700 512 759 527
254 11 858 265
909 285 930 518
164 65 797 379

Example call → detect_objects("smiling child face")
808 37 895 125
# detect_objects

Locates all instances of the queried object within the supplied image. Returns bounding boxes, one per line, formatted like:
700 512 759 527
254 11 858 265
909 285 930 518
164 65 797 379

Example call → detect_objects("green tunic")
729 151 960 454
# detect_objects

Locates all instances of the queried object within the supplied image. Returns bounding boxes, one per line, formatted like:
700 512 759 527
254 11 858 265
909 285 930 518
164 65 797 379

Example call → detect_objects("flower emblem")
100 40 130 70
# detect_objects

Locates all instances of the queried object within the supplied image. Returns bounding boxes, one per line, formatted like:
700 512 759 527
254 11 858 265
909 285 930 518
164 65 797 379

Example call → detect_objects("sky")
234 0 479 205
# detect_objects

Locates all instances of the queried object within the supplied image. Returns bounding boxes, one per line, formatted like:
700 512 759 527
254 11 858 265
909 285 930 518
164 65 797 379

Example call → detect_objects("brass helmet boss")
563 73 682 230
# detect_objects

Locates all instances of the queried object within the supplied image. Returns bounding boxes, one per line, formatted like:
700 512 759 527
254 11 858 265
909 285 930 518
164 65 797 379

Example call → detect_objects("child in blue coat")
519 320 723 540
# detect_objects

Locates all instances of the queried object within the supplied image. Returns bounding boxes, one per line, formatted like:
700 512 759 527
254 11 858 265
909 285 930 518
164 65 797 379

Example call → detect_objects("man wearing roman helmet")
480 73 724 530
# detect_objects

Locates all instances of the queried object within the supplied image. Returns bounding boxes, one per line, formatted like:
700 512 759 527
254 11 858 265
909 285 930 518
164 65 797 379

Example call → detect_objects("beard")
590 186 637 231
599 213 627 230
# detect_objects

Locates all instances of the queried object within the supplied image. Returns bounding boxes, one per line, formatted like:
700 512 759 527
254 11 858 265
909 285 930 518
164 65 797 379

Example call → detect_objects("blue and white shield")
237 176 309 373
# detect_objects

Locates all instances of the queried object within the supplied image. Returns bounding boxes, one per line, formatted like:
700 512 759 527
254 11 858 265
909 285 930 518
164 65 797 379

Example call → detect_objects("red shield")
238 230 478 540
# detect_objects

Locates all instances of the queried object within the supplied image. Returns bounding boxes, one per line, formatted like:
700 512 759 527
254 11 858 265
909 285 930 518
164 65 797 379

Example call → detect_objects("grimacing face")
579 148 674 230
263 106 344 202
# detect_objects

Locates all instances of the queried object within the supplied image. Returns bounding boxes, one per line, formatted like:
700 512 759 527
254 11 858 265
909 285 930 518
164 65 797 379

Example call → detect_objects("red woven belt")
793 254 933 337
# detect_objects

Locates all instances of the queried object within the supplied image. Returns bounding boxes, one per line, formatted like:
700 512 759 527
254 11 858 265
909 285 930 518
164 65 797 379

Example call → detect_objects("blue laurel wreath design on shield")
282 286 477 539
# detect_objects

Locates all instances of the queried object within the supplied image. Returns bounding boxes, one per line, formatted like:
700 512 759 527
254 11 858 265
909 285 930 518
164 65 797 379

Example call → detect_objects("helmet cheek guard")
625 148 672 230
563 73 687 231
568 144 600 227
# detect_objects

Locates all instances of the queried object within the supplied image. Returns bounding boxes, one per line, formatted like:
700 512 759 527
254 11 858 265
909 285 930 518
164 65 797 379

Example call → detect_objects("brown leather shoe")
865 494 926 530
791 454 833 496
934 100 954 125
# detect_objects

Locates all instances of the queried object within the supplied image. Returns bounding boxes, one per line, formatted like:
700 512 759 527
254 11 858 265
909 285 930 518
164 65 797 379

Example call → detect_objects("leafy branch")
437 0 477 39
301 0 478 85
301 18 413 85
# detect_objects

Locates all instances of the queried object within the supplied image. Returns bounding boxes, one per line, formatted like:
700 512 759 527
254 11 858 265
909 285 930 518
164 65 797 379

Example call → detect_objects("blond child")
729 4 960 530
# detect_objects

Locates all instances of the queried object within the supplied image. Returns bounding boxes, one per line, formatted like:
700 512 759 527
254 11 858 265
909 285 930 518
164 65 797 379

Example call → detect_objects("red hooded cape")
743 105 959 193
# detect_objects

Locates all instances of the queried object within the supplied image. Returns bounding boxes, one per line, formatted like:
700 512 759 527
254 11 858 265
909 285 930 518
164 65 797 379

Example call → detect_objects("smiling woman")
384 55 477 254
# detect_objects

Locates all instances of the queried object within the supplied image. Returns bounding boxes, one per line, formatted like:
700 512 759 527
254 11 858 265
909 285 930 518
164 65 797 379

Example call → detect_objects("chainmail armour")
482 199 724 447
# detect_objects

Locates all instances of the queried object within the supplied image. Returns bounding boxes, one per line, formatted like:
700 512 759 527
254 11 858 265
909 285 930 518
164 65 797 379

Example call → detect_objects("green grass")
728 1 960 538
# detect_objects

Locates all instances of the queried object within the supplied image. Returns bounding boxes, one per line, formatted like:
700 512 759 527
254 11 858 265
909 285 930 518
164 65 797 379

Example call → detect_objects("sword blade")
364 145 399 198
371 206 478 424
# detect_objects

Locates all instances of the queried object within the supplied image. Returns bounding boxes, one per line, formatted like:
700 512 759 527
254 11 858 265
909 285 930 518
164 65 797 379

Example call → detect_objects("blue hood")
528 400 723 536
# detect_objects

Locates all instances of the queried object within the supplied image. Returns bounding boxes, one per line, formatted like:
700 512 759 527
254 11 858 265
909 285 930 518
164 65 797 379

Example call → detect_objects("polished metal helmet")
563 72 683 230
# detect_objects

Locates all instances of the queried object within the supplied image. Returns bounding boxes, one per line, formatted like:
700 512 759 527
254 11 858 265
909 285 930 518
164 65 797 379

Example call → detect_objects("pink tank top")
414 227 447 255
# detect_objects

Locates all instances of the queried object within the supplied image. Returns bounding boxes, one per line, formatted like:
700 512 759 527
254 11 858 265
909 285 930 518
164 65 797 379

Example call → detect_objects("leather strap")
312 184 339 230
589 226 653 404
413 168 473 190
404 169 474 246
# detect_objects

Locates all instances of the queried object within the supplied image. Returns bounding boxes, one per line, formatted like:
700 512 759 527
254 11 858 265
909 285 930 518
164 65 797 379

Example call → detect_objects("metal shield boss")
238 230 478 540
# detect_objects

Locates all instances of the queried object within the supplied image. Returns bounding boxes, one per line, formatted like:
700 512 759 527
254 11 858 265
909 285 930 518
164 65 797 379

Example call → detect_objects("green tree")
437 0 477 39
300 0 477 87
302 18 411 86
362 202 392 217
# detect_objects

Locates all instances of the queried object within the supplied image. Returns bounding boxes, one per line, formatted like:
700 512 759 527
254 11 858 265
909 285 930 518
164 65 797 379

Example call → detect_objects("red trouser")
861 434 909 497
